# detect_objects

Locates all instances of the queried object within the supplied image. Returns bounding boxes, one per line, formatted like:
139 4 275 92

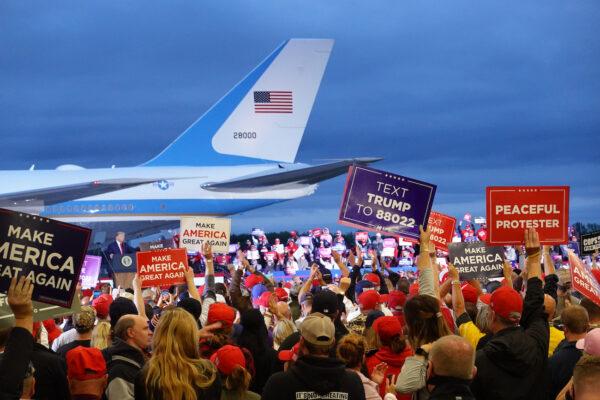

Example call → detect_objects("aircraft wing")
0 178 163 207
202 157 382 191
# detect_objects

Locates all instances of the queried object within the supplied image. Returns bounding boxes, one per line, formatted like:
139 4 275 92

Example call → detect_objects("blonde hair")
273 319 296 350
91 321 111 350
144 308 216 400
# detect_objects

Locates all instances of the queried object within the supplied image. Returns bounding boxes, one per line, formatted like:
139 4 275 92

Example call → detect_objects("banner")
265 251 277 261
311 228 322 237
139 239 175 251
299 236 310 246
338 166 436 240
80 255 101 289
332 243 346 253
427 211 457 252
486 186 569 245
381 247 395 258
293 247 305 261
274 244 285 254
0 208 91 307
0 292 82 329
581 231 600 256
247 250 260 260
569 250 600 307
136 248 189 287
180 216 231 253
448 241 505 280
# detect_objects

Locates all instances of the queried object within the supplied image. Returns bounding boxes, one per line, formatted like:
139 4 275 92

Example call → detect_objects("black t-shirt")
56 339 91 358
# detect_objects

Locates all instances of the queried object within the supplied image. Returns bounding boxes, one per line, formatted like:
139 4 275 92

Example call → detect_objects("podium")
110 253 137 290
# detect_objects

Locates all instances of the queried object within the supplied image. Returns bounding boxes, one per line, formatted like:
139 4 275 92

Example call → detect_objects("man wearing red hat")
471 228 549 400
66 346 108 400
348 290 381 335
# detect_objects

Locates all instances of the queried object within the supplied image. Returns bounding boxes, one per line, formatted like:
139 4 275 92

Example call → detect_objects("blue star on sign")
157 180 169 190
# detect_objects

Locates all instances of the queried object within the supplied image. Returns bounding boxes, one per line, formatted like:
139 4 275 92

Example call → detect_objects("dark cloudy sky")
1 1 599 233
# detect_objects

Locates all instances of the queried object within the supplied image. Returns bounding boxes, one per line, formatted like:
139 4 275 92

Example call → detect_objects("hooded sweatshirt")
366 346 413 400
471 277 549 400
262 354 366 400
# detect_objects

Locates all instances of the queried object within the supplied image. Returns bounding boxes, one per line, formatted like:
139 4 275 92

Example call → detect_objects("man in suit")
106 232 136 259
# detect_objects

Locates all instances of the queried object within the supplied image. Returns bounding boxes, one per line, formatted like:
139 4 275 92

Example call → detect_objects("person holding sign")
471 228 549 400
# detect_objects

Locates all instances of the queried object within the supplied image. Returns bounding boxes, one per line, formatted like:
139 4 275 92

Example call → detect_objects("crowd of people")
1 225 600 400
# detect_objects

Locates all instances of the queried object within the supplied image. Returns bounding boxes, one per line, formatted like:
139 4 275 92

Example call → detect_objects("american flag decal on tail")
253 91 293 113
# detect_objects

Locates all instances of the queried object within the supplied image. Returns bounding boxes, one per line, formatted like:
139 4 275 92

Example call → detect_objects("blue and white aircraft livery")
1 39 379 228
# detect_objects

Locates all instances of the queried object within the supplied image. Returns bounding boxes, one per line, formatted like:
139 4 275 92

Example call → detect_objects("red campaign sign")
427 211 457 251
569 251 600 307
311 228 322 237
136 248 189 288
265 251 277 261
355 232 369 243
486 186 569 245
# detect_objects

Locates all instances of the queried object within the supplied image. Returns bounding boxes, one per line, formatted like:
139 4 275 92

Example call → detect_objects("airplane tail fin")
144 39 334 167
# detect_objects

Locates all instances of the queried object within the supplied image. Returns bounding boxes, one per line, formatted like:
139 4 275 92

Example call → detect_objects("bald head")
429 335 475 380
544 294 556 321
114 314 150 350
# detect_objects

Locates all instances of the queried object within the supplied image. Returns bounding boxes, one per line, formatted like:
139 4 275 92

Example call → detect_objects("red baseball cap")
363 273 381 286
207 303 236 327
461 283 479 304
358 290 381 311
491 285 523 322
244 274 263 289
479 293 492 305
92 293 113 319
373 316 403 342
257 291 273 308
66 346 107 381
283 281 293 289
274 287 289 302
278 343 300 362
380 294 389 304
387 290 407 311
43 319 62 344
210 345 246 375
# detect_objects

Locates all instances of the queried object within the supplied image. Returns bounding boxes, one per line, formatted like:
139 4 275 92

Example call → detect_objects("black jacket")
471 277 549 400
0 327 33 400
547 339 582 400
262 355 366 400
31 343 70 400
428 376 476 400
102 338 146 400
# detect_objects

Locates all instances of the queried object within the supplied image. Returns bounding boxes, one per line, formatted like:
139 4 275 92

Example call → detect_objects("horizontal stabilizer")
202 158 382 191
0 178 170 206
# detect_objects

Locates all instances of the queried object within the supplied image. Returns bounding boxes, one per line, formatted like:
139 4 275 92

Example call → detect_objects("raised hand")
371 362 388 385
524 228 541 255
419 225 431 248
198 321 222 339
447 263 459 281
8 276 33 319
203 242 213 260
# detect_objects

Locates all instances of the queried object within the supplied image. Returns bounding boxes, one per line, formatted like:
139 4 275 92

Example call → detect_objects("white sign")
180 216 231 253
293 247 306 261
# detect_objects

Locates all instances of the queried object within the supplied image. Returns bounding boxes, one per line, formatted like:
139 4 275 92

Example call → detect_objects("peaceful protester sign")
580 231 600 256
338 166 436 241
448 241 505 280
0 208 91 308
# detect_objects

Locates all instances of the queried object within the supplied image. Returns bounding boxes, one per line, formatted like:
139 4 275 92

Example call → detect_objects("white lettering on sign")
495 204 560 215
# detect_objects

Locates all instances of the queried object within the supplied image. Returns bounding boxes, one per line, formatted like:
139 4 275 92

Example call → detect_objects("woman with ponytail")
211 345 260 400
392 226 452 400
337 334 396 400
134 308 221 400
366 316 413 400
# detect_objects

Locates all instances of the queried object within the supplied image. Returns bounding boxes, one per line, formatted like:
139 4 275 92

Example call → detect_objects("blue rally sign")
338 166 436 240
0 208 91 307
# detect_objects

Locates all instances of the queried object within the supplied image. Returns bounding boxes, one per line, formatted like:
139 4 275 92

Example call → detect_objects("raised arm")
132 274 148 319
417 225 437 299
203 242 216 294
447 263 465 317
332 250 350 278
